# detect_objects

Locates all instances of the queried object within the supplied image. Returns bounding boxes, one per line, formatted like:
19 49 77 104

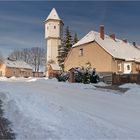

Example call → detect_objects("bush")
56 67 100 84
74 68 100 84
55 72 69 82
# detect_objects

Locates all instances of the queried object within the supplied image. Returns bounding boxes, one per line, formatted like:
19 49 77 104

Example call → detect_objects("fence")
112 73 140 85
68 69 140 85
32 72 44 77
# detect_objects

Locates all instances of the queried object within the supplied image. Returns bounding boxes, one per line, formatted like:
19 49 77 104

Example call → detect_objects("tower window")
54 26 56 29
47 26 49 30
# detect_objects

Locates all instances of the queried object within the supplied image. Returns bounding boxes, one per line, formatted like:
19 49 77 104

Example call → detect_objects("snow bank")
120 83 140 96
92 81 108 87
120 83 140 89
119 83 140 102
10 76 16 79
27 78 37 82
0 77 8 81
0 77 39 82
0 77 24 82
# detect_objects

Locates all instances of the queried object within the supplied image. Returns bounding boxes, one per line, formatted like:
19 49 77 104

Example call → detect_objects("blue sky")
0 1 140 57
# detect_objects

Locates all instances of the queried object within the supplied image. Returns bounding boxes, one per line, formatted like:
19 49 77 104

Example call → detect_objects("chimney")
100 25 104 40
109 34 115 40
123 39 127 43
133 42 136 46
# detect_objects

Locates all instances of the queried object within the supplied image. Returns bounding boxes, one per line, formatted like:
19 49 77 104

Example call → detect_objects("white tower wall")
44 8 63 65
47 38 61 63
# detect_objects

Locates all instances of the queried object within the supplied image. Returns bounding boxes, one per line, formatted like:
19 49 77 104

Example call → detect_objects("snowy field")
0 77 140 139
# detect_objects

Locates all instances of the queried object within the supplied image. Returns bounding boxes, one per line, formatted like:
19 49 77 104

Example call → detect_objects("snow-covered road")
0 77 140 139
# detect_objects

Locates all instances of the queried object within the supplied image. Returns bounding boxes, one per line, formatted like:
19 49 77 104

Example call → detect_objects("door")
124 63 132 74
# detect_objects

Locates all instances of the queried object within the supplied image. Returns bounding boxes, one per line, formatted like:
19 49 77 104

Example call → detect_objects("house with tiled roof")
64 25 140 74
0 58 33 77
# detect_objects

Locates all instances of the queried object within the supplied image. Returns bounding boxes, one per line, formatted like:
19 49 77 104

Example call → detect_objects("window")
136 64 140 71
127 65 130 70
13 70 16 75
54 26 56 29
117 63 122 72
47 26 49 30
79 48 83 56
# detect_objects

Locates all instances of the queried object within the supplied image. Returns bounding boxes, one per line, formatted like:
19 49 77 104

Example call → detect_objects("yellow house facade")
64 26 140 74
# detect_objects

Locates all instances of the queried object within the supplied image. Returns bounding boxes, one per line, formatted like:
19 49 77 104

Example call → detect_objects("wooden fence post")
69 68 75 83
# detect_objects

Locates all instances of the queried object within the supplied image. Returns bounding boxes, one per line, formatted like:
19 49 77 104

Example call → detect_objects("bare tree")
30 47 46 72
21 48 31 63
0 51 4 64
9 49 22 60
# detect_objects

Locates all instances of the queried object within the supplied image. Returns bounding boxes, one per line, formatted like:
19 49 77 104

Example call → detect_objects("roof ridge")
72 30 140 62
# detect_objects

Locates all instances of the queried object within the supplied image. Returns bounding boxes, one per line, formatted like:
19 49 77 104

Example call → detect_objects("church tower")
45 8 63 67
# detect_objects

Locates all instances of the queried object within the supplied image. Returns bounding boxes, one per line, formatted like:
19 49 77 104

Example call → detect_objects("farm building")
47 63 62 78
0 58 33 78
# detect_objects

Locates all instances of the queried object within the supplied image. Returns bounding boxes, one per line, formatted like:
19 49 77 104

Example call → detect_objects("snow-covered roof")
45 8 61 21
5 59 32 69
50 64 61 71
73 31 140 62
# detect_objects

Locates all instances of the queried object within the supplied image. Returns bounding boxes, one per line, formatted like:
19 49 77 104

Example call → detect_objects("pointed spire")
46 8 61 21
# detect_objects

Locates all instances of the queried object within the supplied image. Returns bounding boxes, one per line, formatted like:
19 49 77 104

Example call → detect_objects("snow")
5 59 32 69
50 64 61 71
92 81 108 87
0 76 8 81
27 78 37 82
73 31 96 47
119 83 140 89
0 78 140 139
73 31 140 62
